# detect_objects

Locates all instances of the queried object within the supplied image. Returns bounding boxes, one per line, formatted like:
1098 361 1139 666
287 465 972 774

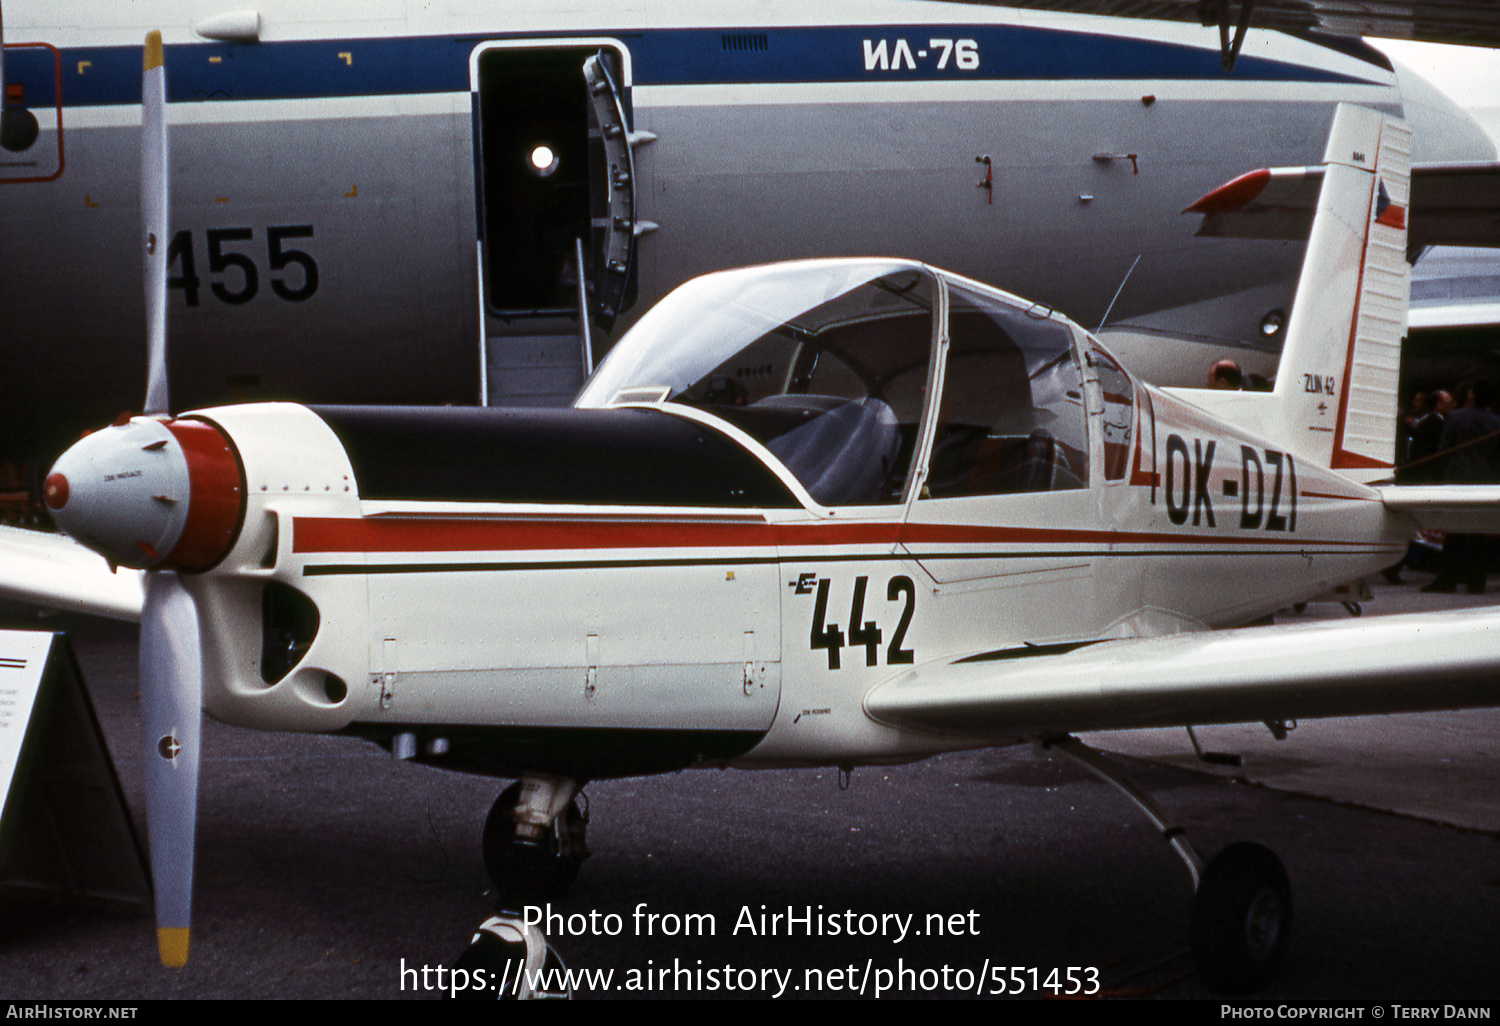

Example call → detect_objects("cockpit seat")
759 395 901 506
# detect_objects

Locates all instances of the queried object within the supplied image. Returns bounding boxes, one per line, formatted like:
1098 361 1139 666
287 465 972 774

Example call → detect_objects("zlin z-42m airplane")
3 0 1500 475
13 27 1500 989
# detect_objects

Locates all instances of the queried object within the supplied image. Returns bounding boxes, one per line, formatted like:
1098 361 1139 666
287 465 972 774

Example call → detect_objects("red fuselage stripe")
292 516 1381 554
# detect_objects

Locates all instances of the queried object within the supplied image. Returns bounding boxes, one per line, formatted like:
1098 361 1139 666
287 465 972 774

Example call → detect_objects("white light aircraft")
3 0 1500 480
9 27 1500 994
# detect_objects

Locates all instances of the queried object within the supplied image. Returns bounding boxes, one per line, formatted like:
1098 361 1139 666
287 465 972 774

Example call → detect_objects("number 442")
809 575 916 670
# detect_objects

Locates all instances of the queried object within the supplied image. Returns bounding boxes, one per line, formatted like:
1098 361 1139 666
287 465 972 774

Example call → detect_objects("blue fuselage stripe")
2 24 1371 109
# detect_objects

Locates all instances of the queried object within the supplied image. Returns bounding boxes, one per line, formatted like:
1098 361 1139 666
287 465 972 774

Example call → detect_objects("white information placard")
0 631 54 826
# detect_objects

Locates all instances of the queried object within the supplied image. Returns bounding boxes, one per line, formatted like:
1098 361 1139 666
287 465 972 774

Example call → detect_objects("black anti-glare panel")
310 405 799 508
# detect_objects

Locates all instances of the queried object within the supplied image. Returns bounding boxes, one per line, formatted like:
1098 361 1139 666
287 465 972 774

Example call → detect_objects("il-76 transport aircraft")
8 35 1500 991
2 0 1500 477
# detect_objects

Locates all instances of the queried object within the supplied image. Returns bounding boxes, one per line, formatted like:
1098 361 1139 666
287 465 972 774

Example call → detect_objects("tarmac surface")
0 575 1497 1002
1085 582 1500 834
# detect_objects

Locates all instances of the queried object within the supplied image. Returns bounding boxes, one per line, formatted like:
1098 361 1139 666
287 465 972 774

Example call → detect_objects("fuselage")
44 260 1408 778
1 0 1492 468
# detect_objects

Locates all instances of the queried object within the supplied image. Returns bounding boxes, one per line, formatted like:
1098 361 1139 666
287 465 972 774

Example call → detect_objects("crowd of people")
1396 379 1500 593
1398 380 1500 486
1204 361 1500 594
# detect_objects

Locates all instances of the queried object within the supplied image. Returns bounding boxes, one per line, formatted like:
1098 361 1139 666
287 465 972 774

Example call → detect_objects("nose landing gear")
482 777 590 903
451 774 587 1000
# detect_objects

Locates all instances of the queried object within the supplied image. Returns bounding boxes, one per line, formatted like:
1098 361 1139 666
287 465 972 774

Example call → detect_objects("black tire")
482 782 588 901
1191 842 1293 993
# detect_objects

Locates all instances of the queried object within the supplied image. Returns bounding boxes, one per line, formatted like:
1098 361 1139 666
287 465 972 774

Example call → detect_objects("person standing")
1205 359 1243 390
1424 381 1500 593
1404 389 1453 483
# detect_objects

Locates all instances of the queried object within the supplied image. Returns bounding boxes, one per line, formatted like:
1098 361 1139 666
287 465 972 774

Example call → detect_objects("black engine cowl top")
308 405 798 508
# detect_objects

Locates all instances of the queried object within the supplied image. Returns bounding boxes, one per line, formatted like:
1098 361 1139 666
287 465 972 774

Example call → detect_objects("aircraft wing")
948 0 1500 48
864 609 1500 739
1186 162 1500 253
1378 484 1500 532
0 524 144 621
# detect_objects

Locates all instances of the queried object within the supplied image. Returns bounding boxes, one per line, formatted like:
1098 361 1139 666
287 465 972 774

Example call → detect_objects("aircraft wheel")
1191 842 1292 993
483 782 588 901
448 914 571 1000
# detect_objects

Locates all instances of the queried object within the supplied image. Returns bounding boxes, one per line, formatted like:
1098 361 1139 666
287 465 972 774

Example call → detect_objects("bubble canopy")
578 261 938 506
578 259 1091 508
578 260 932 409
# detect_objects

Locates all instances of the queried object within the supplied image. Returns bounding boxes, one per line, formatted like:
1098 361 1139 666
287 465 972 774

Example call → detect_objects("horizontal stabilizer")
1378 484 1500 532
1187 161 1500 255
1184 165 1323 241
0 525 144 621
864 608 1500 739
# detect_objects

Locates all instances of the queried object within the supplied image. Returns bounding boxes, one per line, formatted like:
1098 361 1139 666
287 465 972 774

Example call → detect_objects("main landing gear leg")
451 774 588 1000
1043 735 1292 993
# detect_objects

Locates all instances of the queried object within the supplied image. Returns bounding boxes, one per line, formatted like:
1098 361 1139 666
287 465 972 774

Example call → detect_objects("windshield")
579 261 937 506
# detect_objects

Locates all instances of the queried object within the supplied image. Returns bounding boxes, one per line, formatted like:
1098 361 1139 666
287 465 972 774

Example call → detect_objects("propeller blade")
141 30 170 417
138 570 201 967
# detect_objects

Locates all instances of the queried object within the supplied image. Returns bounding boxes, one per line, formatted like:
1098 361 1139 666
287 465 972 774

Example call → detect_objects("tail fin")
1184 104 1412 483
1276 104 1411 480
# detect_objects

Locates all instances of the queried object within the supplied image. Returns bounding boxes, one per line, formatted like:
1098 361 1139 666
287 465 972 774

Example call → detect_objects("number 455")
166 225 320 306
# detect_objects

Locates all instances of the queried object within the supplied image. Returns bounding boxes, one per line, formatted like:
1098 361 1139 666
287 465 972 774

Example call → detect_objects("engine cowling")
45 417 245 572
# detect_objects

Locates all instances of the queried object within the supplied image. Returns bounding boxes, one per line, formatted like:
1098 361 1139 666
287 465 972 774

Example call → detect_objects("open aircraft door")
581 52 636 333
470 40 641 407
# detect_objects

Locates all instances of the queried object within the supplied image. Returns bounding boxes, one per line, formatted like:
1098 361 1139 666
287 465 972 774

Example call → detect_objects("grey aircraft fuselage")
0 0 1492 467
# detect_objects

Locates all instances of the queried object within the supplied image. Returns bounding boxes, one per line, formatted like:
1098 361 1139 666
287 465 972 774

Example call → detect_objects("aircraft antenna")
1096 254 1142 333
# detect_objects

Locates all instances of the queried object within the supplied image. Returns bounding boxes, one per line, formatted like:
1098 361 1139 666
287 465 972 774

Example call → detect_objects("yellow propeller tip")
144 31 164 72
158 927 190 967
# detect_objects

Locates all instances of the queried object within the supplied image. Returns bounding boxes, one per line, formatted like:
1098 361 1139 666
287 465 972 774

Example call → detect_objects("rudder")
1274 104 1412 481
